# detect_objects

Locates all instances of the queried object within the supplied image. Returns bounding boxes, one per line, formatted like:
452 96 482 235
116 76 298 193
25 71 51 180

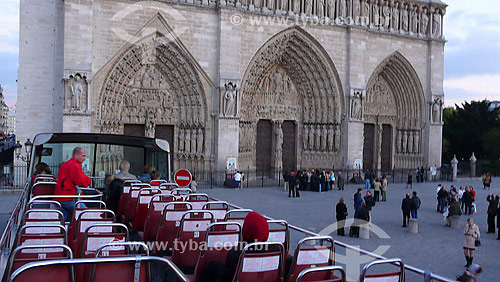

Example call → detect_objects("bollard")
359 222 370 239
409 219 418 234
451 215 461 229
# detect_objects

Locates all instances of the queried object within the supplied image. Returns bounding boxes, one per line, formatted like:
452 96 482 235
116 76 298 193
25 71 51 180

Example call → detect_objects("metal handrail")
296 265 347 282
360 258 405 281
8 256 189 282
210 196 455 282
288 235 335 277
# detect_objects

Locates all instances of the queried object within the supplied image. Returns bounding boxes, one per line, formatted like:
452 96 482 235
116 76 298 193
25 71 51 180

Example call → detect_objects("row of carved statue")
396 129 420 155
217 0 444 38
302 123 341 152
177 127 205 155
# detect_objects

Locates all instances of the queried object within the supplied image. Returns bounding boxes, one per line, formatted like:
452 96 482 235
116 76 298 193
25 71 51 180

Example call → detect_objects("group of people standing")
334 188 377 237
400 191 421 227
284 169 345 195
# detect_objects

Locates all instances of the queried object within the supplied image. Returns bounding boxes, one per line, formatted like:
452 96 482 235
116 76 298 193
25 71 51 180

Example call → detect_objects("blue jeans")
439 198 447 213
235 181 240 189
59 200 77 222
365 179 370 190
307 183 311 191
411 209 418 219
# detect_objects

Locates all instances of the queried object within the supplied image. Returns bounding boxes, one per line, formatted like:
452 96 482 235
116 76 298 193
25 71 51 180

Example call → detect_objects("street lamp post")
14 139 33 177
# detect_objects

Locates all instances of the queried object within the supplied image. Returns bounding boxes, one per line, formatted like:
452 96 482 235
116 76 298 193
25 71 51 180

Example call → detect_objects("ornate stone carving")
391 3 399 30
371 0 379 26
223 82 238 117
350 89 363 121
396 130 402 153
420 8 429 35
320 124 327 151
317 0 325 18
339 0 347 17
65 73 88 112
402 130 408 153
432 11 441 38
303 125 309 151
314 125 321 151
382 1 391 29
308 124 315 151
364 75 397 117
197 128 204 154
362 0 370 18
413 130 419 154
305 0 312 15
274 120 283 167
353 0 360 18
407 129 413 153
432 97 443 123
401 4 409 32
293 0 300 14
328 125 334 152
410 6 418 34
334 124 341 152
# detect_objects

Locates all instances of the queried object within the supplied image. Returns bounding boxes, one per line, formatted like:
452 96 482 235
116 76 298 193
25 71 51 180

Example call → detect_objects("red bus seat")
123 184 151 224
16 225 67 250
224 209 252 230
27 200 62 211
359 258 405 282
70 209 115 258
296 266 346 282
193 222 242 282
68 200 106 240
171 188 192 200
232 242 285 282
31 182 56 197
171 210 215 272
267 220 290 257
286 236 335 282
131 188 161 231
143 194 176 242
155 202 192 255
186 193 210 210
21 209 64 227
202 201 229 223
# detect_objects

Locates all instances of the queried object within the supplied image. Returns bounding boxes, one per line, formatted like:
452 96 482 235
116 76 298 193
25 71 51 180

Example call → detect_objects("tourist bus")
0 133 454 282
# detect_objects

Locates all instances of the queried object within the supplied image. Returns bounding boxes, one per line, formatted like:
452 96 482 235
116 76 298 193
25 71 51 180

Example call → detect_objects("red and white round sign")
174 169 192 187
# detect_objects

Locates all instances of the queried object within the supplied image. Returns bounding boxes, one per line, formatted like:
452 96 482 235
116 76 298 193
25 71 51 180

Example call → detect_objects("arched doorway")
97 32 211 173
239 27 345 173
363 52 426 171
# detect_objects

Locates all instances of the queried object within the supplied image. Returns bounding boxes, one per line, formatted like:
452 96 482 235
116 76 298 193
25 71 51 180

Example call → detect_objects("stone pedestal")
359 222 370 239
409 219 418 233
451 215 461 229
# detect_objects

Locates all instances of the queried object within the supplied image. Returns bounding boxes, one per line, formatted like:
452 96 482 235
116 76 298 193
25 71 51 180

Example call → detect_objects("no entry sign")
174 169 192 187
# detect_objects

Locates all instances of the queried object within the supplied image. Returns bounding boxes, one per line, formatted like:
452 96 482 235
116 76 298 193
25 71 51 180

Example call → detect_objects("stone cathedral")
17 0 446 174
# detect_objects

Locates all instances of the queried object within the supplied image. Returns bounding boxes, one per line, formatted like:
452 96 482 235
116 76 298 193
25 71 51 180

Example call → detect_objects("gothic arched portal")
363 52 426 171
239 27 345 172
97 31 211 173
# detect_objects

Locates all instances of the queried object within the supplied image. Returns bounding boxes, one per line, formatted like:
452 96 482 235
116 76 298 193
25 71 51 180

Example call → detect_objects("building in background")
6 108 15 135
0 86 8 134
16 0 447 175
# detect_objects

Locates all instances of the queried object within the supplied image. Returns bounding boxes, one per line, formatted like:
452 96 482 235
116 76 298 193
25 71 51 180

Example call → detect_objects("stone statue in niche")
275 122 283 166
432 98 443 123
185 129 191 154
334 125 341 152
305 0 312 15
339 0 346 17
382 2 391 29
410 6 418 33
317 0 325 18
362 0 369 18
70 75 84 110
392 3 399 30
407 130 413 153
293 0 300 14
350 91 362 120
223 82 237 117
432 11 441 37
178 128 185 152
197 128 204 154
315 125 321 151
303 125 309 151
402 130 408 153
372 1 379 25
146 121 155 138
402 5 409 32
308 125 315 151
320 124 327 151
327 0 336 19
328 125 334 152
353 0 360 18
413 131 419 154
421 8 429 35
396 130 402 153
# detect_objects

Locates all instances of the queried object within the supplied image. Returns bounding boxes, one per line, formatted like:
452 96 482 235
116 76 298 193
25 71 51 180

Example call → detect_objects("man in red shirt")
55 147 91 221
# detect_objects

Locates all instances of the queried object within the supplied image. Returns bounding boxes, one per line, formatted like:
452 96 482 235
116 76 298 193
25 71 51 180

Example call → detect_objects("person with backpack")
410 191 421 219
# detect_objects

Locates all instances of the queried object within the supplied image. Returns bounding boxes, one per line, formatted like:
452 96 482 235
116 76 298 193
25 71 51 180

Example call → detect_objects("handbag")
475 239 481 247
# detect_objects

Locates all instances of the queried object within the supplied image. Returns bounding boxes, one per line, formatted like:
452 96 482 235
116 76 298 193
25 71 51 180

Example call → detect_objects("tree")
442 100 500 163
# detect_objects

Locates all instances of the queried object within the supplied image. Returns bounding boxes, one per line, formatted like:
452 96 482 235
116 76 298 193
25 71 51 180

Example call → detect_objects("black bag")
475 239 481 247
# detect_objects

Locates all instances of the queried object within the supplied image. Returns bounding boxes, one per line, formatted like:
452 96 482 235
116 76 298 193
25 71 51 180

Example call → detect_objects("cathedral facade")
17 0 446 173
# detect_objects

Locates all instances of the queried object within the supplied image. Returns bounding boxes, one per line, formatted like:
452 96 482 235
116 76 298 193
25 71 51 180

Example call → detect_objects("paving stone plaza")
200 179 500 281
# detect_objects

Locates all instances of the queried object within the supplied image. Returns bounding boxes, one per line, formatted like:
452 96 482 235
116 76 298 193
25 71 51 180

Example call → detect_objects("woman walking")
463 218 480 267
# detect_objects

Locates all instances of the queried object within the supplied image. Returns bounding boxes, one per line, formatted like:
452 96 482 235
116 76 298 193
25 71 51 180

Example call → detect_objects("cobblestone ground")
200 178 500 281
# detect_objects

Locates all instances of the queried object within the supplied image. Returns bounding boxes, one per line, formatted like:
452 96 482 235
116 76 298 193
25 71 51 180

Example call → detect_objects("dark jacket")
410 196 421 211
337 175 344 187
354 193 363 211
336 202 348 221
462 191 474 204
364 195 375 211
497 205 500 227
106 178 124 214
356 207 370 222
401 197 412 212
487 195 498 215
437 189 448 200
448 202 462 216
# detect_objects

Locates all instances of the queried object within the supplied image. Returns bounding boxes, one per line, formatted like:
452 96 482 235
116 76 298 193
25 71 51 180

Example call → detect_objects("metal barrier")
210 196 455 282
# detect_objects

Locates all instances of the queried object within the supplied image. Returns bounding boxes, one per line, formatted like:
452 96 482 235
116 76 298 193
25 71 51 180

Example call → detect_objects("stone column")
451 155 458 182
470 152 477 178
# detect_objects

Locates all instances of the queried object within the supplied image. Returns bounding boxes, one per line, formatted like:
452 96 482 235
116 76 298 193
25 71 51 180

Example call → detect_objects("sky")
0 0 498 108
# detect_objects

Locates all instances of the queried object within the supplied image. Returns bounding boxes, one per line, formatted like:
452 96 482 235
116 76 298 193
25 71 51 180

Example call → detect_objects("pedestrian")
410 191 421 219
337 171 345 191
462 187 474 215
436 184 443 212
459 186 465 213
446 198 461 227
401 193 411 227
482 172 492 190
356 202 371 233
288 170 296 197
234 171 242 189
463 218 480 267
369 170 375 189
406 171 413 189
283 170 290 192
138 165 153 182
54 147 91 222
319 171 326 193
373 178 381 202
350 188 363 237
336 197 348 236
306 169 312 191
292 175 301 198
364 170 370 190
437 185 448 214
364 191 375 211
329 171 335 191
457 264 482 282
381 175 388 201
486 193 498 233
497 202 500 240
